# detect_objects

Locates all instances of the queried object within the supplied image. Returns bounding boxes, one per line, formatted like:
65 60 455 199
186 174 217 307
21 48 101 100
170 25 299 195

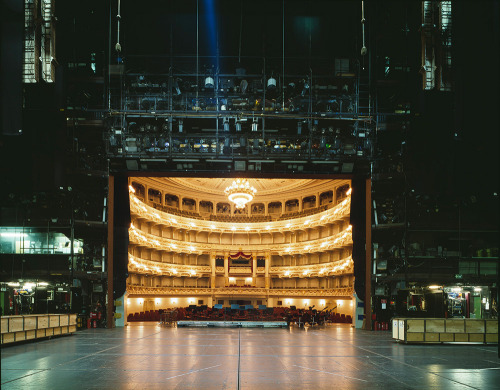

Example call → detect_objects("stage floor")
1 324 499 389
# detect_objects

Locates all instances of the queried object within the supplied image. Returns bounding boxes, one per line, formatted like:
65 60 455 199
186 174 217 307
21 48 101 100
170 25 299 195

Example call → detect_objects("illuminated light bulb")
320 215 326 220
171 244 177 249
189 246 195 251
141 206 147 212
304 220 310 225
303 270 309 275
319 268 326 274
153 213 160 219
190 270 196 275
231 226 236 231
171 218 177 223
129 185 136 193
305 245 310 250
346 188 352 195
190 222 196 227
284 270 290 276
130 223 135 229
172 269 177 274
210 224 216 229
265 226 271 230
321 242 326 247
245 226 250 231
347 225 352 231
285 247 291 252
286 223 291 228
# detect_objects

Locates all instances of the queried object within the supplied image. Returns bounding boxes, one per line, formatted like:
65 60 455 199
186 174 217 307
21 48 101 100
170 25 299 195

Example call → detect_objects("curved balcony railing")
129 224 352 255
128 254 211 276
126 285 354 297
270 256 353 277
129 192 351 233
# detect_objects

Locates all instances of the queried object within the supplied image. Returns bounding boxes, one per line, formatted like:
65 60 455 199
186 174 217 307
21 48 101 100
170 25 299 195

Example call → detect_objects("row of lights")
129 186 351 233
283 299 354 307
130 222 352 254
129 256 196 276
282 256 353 277
128 297 197 305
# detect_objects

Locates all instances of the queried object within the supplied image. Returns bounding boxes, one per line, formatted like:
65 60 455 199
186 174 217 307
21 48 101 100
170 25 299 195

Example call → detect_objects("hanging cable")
115 0 121 53
361 1 367 55
282 0 285 109
238 0 243 63
196 0 199 107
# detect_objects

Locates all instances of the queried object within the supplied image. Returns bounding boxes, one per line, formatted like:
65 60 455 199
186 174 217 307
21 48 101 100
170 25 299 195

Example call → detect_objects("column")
195 199 200 213
224 251 229 286
252 252 257 282
179 196 183 210
144 184 149 203
281 201 285 215
332 186 337 205
212 202 216 215
107 175 114 329
210 253 216 289
264 202 269 216
299 198 303 212
230 203 234 216
316 193 320 208
264 251 270 289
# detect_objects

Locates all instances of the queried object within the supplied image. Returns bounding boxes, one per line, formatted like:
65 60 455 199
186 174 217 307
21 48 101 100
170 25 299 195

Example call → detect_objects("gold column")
265 251 270 289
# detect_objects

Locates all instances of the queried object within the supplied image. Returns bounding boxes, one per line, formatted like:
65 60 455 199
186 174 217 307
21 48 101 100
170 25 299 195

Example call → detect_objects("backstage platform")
1 324 499 390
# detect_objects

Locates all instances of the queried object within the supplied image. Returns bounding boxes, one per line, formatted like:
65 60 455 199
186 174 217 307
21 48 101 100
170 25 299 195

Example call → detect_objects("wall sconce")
138 298 143 305
320 300 325 306
171 298 177 304
188 298 195 304
155 298 161 305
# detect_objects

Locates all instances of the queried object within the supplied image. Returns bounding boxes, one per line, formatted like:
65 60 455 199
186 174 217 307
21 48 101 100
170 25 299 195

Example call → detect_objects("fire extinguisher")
374 321 379 330
377 321 382 330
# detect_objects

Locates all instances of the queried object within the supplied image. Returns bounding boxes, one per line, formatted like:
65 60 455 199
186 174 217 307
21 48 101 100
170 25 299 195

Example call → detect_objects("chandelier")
224 179 257 209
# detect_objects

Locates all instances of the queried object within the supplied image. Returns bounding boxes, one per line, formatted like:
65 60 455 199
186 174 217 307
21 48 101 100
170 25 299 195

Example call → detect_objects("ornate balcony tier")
128 254 211 276
129 193 351 233
126 285 354 297
270 256 354 277
129 225 352 255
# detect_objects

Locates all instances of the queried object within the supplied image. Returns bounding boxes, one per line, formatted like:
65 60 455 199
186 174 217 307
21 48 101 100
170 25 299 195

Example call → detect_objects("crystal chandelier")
224 179 257 209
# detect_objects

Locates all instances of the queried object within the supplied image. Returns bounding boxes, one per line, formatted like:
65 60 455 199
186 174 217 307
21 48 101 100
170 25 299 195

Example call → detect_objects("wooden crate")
61 326 68 334
69 314 77 326
59 315 69 326
37 315 49 329
486 320 498 333
486 334 498 343
53 327 61 335
9 317 24 332
406 319 425 333
36 329 46 338
49 315 60 328
454 333 468 342
466 320 485 333
469 334 484 343
15 331 26 341
425 333 440 342
26 330 36 340
445 319 464 333
45 328 54 336
1 318 8 333
440 333 454 342
406 333 424 342
426 319 445 333
69 325 77 333
24 316 38 331
2 333 15 344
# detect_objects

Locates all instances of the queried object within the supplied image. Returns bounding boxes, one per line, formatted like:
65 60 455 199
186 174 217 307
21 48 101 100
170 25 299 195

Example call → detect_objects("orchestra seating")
127 306 352 324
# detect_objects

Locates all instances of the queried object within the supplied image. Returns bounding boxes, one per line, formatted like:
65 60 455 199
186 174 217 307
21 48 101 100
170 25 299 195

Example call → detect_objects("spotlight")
251 119 258 132
223 118 230 131
205 76 214 88
240 79 248 94
235 121 242 132
267 77 277 89
178 119 183 133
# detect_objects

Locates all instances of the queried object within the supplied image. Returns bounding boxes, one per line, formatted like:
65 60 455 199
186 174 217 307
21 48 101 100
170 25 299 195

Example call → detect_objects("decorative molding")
129 192 351 234
129 224 352 255
126 285 354 297
128 254 211 276
270 256 354 277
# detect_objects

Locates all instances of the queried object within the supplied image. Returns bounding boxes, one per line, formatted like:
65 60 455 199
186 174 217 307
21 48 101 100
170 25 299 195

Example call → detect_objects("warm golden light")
224 179 257 209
